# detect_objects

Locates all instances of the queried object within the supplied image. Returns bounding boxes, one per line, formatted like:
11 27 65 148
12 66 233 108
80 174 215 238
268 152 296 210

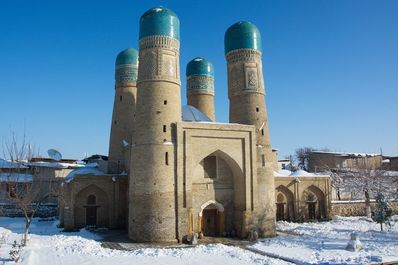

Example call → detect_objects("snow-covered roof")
26 161 83 169
65 163 105 183
382 159 390 163
274 169 329 178
0 173 33 183
0 159 28 169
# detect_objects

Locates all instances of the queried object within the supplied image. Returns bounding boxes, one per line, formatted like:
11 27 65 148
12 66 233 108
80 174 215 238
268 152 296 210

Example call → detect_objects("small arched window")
87 194 96 205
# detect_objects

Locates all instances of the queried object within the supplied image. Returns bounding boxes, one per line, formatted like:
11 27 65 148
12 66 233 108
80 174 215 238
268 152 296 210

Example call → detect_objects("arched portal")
275 185 295 221
74 184 108 228
192 149 243 237
304 185 326 220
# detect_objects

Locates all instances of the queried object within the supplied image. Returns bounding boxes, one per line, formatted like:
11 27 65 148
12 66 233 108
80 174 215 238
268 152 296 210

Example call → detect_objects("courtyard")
0 216 397 264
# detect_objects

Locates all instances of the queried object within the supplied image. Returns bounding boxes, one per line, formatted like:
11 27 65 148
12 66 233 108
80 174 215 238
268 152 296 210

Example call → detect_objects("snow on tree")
372 192 393 231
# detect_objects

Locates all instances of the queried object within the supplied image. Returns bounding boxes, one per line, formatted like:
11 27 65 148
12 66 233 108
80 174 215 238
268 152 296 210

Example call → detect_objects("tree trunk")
380 222 383 231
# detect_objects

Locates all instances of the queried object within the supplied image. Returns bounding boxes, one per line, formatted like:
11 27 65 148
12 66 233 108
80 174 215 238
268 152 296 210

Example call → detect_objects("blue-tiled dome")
115 48 138 66
224 21 262 54
139 7 180 40
186 57 214 78
181 105 212 122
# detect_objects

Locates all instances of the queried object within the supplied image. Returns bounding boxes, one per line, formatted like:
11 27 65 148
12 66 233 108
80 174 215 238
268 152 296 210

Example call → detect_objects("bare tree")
2 133 63 246
294 147 313 171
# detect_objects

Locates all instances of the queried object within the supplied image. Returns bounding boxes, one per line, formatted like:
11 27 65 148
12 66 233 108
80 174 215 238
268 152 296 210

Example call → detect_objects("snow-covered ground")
252 215 398 264
0 216 397 265
0 218 288 265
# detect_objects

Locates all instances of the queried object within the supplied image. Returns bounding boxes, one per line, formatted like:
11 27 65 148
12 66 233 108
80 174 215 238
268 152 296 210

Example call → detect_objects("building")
308 150 383 172
0 157 81 216
60 6 331 243
274 170 331 221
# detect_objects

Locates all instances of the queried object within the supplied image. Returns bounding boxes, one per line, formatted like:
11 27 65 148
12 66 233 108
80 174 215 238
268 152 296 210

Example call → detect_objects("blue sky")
1 0 397 159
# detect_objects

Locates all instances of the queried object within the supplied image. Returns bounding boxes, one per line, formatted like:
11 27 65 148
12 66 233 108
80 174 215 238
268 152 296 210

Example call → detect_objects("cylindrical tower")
186 57 215 121
129 7 181 242
225 21 276 237
108 48 138 174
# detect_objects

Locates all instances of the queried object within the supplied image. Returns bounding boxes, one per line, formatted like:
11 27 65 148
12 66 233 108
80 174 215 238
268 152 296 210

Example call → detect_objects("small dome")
115 48 138 66
186 57 214 78
182 105 212 122
224 21 262 54
139 7 180 40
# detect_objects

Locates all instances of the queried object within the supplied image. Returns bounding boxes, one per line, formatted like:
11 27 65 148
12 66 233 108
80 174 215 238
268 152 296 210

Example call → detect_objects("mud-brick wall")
331 200 398 216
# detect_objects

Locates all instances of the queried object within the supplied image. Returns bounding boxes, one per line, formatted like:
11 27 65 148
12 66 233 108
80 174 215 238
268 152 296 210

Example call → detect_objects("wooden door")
308 202 316 220
86 206 97 226
276 203 285 221
202 209 218 236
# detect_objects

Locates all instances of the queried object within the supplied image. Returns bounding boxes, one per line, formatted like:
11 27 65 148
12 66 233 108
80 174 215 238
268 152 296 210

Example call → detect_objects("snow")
1 216 397 264
25 161 83 169
0 173 33 183
0 218 289 265
251 215 398 264
0 159 28 169
65 166 105 182
274 169 329 178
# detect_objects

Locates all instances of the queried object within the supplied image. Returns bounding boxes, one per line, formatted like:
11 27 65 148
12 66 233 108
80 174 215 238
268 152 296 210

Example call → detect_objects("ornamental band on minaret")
108 48 138 174
225 21 276 236
129 7 181 242
186 57 215 121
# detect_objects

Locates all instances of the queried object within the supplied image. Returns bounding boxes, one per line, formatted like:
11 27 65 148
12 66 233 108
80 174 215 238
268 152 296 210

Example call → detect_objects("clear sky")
1 0 397 160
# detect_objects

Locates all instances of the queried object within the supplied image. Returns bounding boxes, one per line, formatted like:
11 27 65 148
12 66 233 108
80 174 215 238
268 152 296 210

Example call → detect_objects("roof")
182 105 212 122
274 169 329 178
65 164 105 183
311 150 381 157
0 173 33 183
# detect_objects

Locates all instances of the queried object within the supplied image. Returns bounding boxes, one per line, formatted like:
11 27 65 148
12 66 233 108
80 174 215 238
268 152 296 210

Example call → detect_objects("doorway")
276 203 285 221
86 194 97 226
202 208 219 236
308 202 316 220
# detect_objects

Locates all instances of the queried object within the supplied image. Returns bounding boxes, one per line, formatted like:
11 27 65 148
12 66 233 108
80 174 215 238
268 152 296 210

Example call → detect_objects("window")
262 155 265 167
119 95 122 101
261 129 264 136
256 107 259 112
163 125 166 132
164 100 167 105
87 194 96 205
114 120 117 125
165 152 169 165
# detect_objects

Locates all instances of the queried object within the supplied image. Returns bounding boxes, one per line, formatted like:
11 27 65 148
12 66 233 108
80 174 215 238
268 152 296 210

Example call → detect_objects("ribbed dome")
139 7 180 40
186 57 214 78
224 21 262 54
181 105 212 122
115 48 138 66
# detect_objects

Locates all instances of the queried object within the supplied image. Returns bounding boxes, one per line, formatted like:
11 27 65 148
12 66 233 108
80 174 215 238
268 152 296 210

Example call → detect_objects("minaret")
186 57 215 121
108 48 138 174
225 21 276 236
129 7 181 242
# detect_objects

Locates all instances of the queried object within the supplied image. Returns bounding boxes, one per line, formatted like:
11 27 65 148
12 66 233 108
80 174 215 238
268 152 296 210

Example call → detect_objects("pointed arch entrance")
304 185 326 220
275 185 295 221
198 200 225 237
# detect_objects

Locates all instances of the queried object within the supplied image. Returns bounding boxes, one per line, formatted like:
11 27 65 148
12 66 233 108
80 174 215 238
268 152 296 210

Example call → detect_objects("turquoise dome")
115 48 138 66
224 21 262 54
139 7 180 40
186 57 214 78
